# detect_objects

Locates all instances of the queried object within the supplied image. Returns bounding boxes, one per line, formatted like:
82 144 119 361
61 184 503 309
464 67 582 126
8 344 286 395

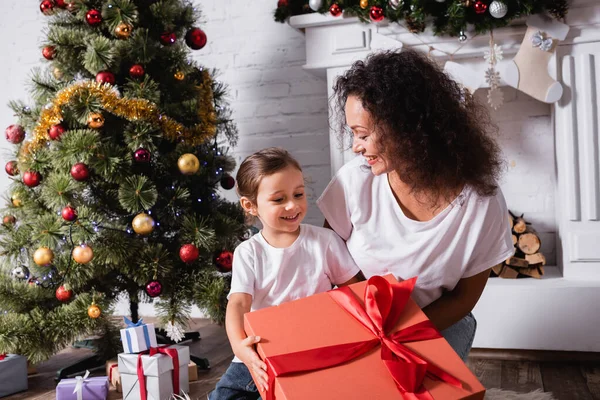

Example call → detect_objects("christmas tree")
0 0 246 365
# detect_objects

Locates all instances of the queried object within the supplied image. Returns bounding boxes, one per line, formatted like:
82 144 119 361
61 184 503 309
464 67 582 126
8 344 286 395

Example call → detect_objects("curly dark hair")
332 48 504 206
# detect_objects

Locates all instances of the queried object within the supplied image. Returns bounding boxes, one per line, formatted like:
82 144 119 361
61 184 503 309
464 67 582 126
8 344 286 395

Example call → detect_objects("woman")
317 49 514 360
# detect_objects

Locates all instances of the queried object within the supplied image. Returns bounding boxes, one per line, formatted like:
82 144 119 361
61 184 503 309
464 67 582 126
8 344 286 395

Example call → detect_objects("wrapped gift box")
118 345 190 400
56 373 108 400
106 359 122 393
120 317 158 354
188 361 198 382
244 275 485 400
0 354 28 398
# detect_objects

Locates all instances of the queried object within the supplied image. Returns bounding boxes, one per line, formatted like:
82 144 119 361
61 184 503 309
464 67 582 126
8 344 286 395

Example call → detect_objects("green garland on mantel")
274 0 570 37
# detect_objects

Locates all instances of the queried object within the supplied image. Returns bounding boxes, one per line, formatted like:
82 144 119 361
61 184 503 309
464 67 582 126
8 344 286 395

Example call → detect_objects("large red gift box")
244 275 485 400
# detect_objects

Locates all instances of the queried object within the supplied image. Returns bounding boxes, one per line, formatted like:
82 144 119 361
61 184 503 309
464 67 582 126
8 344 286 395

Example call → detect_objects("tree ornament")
87 303 101 318
474 1 488 14
48 123 66 140
459 31 468 42
220 175 235 190
277 0 289 7
95 71 115 85
214 250 233 273
489 1 508 18
62 205 77 221
40 0 55 15
23 171 42 187
370 6 384 22
435 0 446 2
463 0 472 7
115 22 133 39
87 112 105 128
3 215 16 225
165 320 185 343
5 161 19 176
53 67 63 80
185 28 207 50
73 244 93 264
70 162 90 181
174 71 185 81
11 266 29 280
34 247 54 266
42 46 55 60
177 153 200 175
86 9 102 26
56 285 73 302
129 64 144 79
66 1 78 12
132 213 155 235
179 244 199 263
308 0 323 11
145 280 163 297
388 0 403 10
54 0 67 8
360 0 368 9
11 193 23 207
160 32 177 46
5 124 25 144
329 3 342 17
133 148 151 163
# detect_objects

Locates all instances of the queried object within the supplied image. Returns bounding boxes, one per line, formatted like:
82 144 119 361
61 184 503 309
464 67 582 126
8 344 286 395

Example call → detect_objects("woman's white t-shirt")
317 156 514 308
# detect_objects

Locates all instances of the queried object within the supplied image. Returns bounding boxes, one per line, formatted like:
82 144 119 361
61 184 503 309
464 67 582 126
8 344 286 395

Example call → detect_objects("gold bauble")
87 112 105 129
360 0 369 8
72 245 93 264
53 67 63 80
132 213 155 235
87 303 101 319
174 71 185 81
11 193 23 207
115 22 133 39
177 153 200 175
34 247 54 266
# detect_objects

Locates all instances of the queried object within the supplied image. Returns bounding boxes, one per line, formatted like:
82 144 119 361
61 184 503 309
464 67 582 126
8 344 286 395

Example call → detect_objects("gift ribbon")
109 363 118 383
260 276 462 400
0 353 6 361
124 316 152 353
136 346 181 400
72 370 90 400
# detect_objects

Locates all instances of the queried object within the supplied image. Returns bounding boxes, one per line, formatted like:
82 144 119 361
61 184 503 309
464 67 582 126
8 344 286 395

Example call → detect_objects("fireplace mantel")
290 1 600 352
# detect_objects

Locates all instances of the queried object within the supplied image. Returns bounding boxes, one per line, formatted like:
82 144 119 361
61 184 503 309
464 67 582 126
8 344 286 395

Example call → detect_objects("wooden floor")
4 319 600 400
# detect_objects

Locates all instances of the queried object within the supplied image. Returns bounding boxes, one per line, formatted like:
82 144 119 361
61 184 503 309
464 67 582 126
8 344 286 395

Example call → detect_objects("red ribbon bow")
261 276 462 400
0 353 6 361
109 363 118 382
136 346 180 400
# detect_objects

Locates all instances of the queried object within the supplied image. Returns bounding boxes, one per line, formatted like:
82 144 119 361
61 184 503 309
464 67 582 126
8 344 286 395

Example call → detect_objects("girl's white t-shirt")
317 156 514 308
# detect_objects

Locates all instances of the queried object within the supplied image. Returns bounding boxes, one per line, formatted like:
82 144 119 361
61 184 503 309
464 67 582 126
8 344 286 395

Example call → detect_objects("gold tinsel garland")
22 80 217 161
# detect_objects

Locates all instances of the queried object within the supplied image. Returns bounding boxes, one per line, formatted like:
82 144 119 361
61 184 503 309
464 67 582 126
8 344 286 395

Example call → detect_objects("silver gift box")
0 354 28 398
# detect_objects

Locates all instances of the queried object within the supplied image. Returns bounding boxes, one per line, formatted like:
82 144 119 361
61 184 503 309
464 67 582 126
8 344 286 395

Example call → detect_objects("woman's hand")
234 335 269 392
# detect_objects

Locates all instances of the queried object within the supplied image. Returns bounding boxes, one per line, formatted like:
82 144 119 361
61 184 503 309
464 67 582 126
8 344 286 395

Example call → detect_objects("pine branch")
118 175 158 213
83 36 117 74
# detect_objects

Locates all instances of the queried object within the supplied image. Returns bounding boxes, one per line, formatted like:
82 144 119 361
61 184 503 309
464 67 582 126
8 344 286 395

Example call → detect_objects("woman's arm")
421 268 491 331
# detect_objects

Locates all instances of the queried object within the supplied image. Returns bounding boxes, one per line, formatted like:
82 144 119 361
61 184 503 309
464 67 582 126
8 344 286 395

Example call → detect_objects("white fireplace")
290 0 600 352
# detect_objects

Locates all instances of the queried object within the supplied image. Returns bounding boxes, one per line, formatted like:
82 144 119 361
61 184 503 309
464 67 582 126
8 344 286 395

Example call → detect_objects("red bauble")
3 215 16 225
185 28 207 50
70 163 89 181
145 280 163 298
329 3 342 17
56 285 73 302
369 6 384 22
23 171 42 187
61 205 77 221
96 71 115 85
48 123 66 140
215 250 233 273
134 148 151 163
5 125 25 144
220 175 235 190
55 0 67 8
5 161 18 176
42 46 55 60
40 0 55 15
277 0 289 7
129 64 145 79
474 1 488 14
160 32 177 46
179 244 199 264
86 9 102 26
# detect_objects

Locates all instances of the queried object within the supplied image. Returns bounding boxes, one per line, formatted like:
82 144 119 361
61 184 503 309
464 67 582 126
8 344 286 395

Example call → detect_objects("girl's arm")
225 293 268 392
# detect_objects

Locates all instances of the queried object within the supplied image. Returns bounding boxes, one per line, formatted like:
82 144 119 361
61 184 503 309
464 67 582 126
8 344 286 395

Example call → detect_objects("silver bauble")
435 0 446 2
11 266 30 280
389 0 403 10
489 1 508 18
458 31 467 43
309 0 323 11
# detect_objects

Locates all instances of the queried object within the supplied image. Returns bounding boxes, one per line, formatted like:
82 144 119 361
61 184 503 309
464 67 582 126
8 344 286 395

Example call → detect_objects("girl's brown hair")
236 147 302 203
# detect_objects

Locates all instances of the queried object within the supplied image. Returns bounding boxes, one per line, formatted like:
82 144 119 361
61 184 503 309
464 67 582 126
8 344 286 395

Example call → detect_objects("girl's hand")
235 335 268 392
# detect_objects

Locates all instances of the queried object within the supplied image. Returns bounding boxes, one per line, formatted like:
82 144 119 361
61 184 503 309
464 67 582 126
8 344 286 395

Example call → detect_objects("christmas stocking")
503 14 569 103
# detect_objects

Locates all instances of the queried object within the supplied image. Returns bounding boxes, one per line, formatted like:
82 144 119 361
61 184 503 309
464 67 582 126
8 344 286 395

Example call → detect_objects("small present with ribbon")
118 345 190 400
106 359 122 392
120 317 158 354
244 275 486 400
0 353 28 398
56 371 109 400
188 361 198 382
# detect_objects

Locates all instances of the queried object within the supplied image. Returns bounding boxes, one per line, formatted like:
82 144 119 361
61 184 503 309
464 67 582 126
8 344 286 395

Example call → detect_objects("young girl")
209 147 362 400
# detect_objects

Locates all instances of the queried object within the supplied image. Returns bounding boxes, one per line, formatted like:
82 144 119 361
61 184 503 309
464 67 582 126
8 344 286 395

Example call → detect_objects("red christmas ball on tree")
129 64 144 79
220 175 235 190
277 0 289 7
160 32 177 46
86 9 102 26
474 1 488 14
96 71 115 85
329 3 342 17
56 285 73 302
5 161 18 176
179 244 199 263
134 148 151 163
61 205 77 221
215 250 233 273
185 28 207 50
48 123 66 140
5 125 25 144
3 215 16 225
71 163 89 181
40 0 55 15
55 0 67 8
145 280 163 298
23 171 42 187
369 6 384 22
42 46 55 60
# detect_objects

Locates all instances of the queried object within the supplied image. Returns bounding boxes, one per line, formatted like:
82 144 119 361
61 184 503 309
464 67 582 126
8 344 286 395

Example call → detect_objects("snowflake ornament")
487 87 504 110
484 44 503 64
485 68 500 87
165 320 185 343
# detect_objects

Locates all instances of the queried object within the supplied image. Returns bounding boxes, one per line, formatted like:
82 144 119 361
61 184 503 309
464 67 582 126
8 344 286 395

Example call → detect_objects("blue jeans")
441 312 477 361
209 362 260 400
